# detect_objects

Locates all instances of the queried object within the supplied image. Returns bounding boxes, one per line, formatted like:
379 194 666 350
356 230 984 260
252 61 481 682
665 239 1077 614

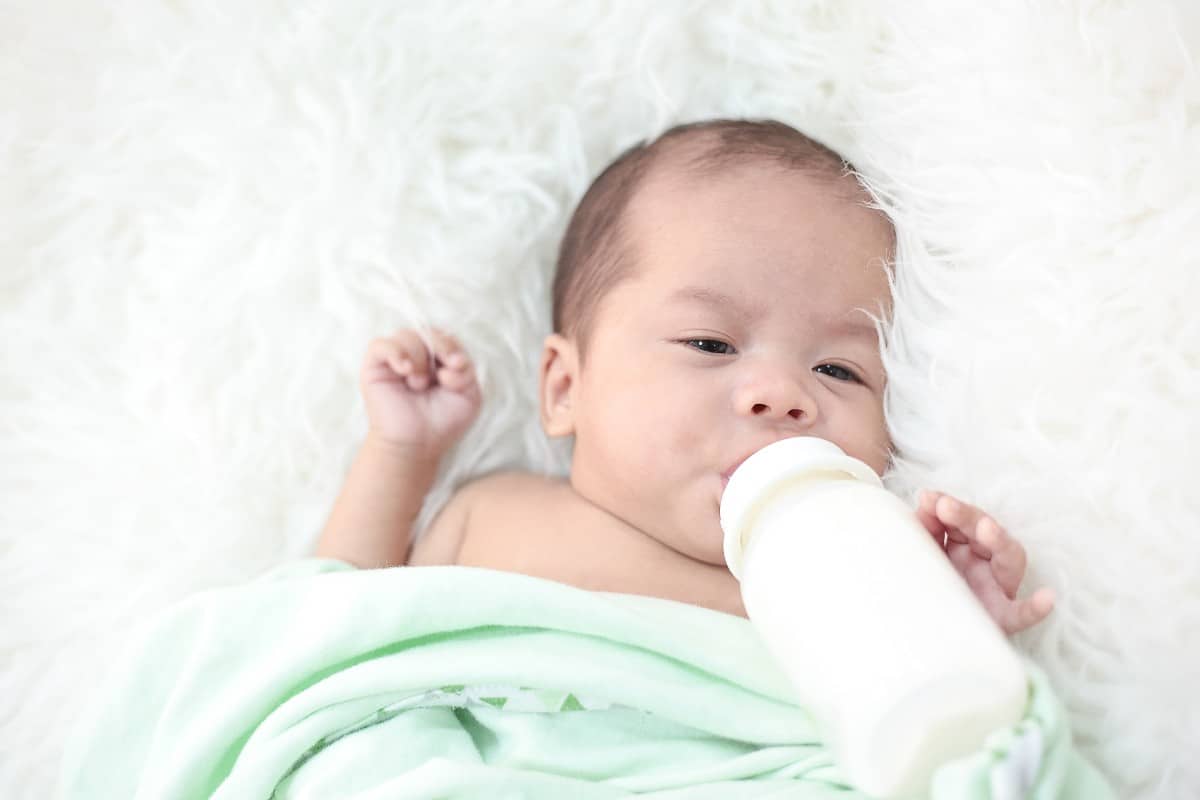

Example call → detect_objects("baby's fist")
359 328 481 455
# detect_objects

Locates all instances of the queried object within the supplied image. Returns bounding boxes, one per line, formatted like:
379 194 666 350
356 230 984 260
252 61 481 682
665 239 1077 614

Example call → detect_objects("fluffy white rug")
3 1 1197 797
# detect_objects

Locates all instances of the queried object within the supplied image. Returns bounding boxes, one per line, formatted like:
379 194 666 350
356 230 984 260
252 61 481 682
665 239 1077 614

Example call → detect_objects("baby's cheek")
857 429 893 475
664 423 709 459
826 409 889 474
624 408 700 480
597 397 669 470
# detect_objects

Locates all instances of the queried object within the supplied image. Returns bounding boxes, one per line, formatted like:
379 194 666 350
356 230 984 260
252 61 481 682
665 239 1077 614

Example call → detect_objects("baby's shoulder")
457 469 567 506
408 470 568 566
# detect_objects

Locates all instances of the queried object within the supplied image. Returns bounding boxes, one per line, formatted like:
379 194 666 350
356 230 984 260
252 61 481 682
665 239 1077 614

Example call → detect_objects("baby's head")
540 119 895 565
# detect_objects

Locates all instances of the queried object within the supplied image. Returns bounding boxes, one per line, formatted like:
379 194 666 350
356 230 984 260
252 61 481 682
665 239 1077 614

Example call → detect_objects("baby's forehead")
617 158 892 306
625 158 870 259
633 151 861 217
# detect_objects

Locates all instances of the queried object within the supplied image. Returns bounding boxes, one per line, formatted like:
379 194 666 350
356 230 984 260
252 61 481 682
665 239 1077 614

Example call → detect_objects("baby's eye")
685 339 736 355
814 363 858 382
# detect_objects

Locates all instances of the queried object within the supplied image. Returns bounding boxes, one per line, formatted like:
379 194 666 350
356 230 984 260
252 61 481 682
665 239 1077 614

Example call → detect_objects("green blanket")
60 559 1112 799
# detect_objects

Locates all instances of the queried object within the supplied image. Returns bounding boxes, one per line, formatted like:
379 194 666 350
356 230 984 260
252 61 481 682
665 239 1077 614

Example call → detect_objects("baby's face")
566 162 895 566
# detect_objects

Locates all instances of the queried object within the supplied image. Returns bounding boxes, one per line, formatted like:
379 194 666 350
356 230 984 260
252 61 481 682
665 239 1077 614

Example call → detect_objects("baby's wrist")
362 431 444 471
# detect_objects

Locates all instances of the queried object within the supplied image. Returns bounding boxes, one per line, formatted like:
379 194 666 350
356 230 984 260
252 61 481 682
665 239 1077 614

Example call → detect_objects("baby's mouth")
720 454 753 490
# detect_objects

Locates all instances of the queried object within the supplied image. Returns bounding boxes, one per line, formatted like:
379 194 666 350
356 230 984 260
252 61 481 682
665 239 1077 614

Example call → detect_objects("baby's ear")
539 333 578 437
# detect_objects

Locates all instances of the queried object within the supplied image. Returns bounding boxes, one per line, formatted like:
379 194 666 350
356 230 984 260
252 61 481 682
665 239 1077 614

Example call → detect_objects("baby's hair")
552 119 861 353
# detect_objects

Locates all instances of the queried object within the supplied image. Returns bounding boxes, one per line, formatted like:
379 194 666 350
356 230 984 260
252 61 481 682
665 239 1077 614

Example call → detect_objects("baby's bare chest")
408 473 588 571
411 472 743 616
453 475 606 577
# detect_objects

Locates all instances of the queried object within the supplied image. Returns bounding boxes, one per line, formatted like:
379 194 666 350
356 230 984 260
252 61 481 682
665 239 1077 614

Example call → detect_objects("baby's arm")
915 490 1056 635
315 329 480 568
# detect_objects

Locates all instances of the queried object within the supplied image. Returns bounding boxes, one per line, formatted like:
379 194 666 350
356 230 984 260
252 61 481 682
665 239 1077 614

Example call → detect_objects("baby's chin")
678 519 729 567
634 480 728 565
640 512 726 566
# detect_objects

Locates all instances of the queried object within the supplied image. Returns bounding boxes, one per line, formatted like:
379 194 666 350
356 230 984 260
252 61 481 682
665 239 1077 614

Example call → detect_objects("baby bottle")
720 437 1028 799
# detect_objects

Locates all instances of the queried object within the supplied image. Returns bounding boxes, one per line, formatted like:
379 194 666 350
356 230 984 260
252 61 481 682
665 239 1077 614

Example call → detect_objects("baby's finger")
934 494 980 547
915 490 948 550
436 358 478 392
391 329 435 388
1002 587 1056 634
428 329 470 370
364 337 410 378
391 330 433 371
977 517 1026 599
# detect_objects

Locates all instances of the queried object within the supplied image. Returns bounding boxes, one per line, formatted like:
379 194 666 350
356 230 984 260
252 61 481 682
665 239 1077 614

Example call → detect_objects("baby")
316 119 1055 634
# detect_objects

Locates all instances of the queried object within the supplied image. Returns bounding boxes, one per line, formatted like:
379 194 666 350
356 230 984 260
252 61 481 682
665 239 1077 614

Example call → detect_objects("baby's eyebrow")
671 286 880 341
830 313 881 341
669 286 760 320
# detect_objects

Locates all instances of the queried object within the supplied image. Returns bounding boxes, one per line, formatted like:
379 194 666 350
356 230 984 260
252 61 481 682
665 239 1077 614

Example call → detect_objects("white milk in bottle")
719 437 1028 799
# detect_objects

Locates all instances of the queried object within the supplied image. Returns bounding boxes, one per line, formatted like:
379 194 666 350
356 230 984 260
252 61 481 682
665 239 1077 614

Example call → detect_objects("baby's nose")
734 374 816 422
752 402 804 420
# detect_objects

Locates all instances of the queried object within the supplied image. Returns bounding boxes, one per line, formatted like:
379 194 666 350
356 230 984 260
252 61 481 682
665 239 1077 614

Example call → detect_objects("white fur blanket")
2 2 1196 798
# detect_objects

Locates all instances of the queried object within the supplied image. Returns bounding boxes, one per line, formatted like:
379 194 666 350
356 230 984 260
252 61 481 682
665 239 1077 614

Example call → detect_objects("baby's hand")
359 328 481 456
915 490 1056 635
